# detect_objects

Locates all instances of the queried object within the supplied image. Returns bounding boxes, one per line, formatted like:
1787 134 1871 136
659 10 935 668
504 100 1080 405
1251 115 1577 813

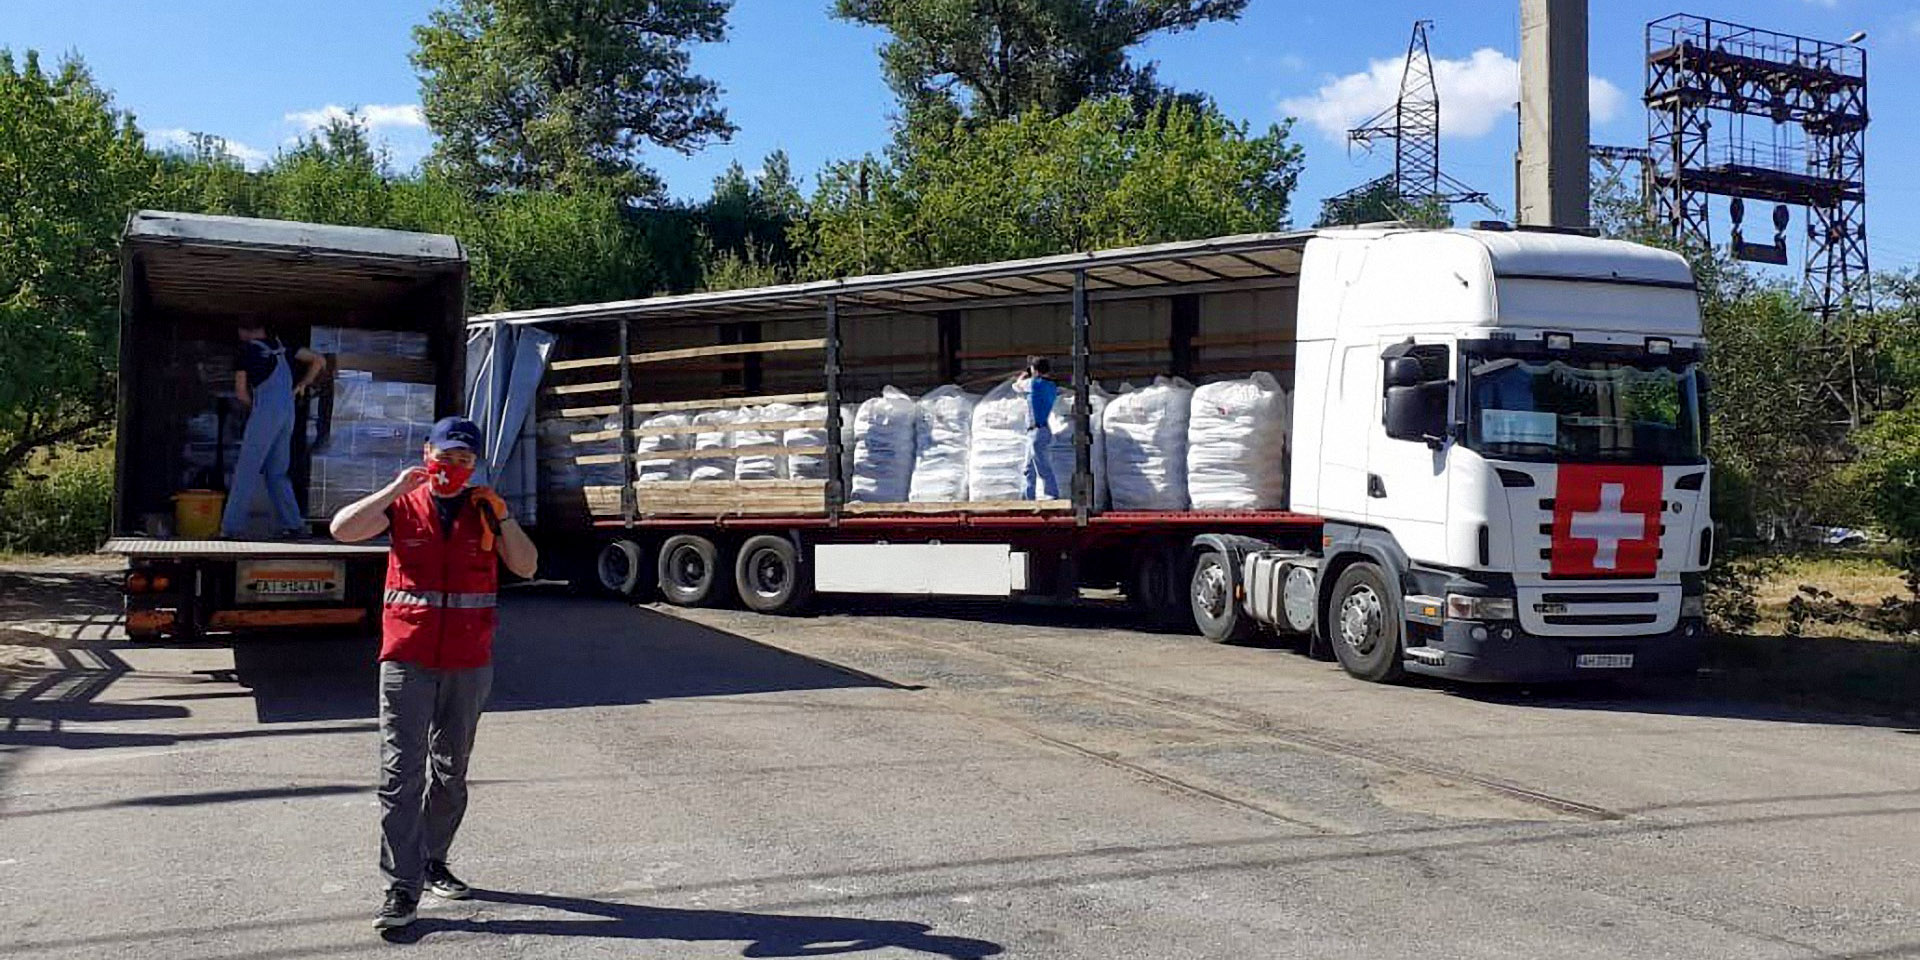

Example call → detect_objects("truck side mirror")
1384 382 1451 447
1384 356 1425 389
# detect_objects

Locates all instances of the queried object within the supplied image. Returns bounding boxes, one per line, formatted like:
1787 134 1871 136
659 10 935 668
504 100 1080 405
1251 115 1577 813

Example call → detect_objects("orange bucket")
173 490 225 539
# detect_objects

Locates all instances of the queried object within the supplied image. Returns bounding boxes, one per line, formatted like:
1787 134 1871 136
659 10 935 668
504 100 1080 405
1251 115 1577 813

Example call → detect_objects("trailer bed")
593 509 1321 532
101 538 389 559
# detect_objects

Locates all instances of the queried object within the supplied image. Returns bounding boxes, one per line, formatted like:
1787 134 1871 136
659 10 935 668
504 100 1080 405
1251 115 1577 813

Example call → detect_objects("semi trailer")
103 212 468 641
477 225 1711 683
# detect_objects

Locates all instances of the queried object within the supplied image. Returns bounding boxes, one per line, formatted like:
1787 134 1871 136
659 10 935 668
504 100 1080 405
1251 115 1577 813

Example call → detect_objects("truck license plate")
237 560 346 604
1576 653 1635 669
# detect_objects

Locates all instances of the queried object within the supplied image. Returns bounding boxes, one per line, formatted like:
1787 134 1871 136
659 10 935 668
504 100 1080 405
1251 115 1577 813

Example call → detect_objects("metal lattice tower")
1325 20 1495 222
1645 14 1870 319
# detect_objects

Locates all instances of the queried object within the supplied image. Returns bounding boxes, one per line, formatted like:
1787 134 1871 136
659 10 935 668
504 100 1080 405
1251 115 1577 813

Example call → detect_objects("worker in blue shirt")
1022 356 1060 500
221 319 325 538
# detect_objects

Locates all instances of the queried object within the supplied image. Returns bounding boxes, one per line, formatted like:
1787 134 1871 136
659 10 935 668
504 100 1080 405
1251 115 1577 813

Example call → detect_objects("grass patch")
1751 549 1912 641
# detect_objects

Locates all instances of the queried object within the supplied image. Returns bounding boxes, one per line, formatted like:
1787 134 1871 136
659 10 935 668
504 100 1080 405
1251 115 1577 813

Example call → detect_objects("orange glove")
471 486 508 552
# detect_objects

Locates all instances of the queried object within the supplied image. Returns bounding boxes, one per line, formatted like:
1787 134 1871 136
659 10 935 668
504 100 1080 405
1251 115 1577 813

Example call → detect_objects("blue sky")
6 0 1920 275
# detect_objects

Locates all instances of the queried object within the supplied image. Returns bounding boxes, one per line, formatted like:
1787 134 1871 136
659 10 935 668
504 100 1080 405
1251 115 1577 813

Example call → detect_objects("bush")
0 443 113 555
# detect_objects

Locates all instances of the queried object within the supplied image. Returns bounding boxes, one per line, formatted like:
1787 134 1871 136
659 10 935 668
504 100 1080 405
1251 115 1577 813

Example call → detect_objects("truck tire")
1190 550 1256 644
1328 562 1405 683
658 535 728 607
735 535 814 615
596 539 650 599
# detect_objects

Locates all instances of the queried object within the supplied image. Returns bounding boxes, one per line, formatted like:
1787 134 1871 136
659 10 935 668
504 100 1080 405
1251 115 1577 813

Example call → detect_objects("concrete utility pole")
1517 0 1590 227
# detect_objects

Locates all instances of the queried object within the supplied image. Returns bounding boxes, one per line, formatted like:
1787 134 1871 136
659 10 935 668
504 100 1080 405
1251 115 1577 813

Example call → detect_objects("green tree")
268 115 394 227
798 97 1301 277
833 0 1247 121
412 0 735 201
701 150 806 283
155 133 271 218
0 50 164 483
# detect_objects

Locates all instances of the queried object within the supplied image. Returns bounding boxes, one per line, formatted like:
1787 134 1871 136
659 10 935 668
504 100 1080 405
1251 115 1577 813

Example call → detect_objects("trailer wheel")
1190 550 1256 644
596 539 650 599
735 535 814 614
658 535 728 607
1328 562 1405 683
1129 545 1185 626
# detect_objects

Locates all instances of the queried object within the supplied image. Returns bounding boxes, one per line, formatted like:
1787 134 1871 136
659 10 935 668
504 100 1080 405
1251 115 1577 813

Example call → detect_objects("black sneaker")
424 860 471 900
374 888 418 929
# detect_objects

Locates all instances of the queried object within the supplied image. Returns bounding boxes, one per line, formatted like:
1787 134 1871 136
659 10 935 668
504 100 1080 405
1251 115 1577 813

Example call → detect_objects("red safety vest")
380 487 500 669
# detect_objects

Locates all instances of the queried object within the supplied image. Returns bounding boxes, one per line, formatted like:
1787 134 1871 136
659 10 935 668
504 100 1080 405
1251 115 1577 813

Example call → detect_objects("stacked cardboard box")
308 328 436 517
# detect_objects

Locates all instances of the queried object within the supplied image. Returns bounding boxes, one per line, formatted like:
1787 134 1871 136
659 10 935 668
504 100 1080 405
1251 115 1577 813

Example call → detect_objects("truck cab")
1276 226 1710 681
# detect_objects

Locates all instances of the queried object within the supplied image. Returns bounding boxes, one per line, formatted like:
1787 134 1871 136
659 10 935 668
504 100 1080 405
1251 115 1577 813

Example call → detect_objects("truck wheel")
735 535 814 615
1129 546 1181 624
1329 562 1405 683
596 539 650 599
658 535 728 607
1190 550 1256 644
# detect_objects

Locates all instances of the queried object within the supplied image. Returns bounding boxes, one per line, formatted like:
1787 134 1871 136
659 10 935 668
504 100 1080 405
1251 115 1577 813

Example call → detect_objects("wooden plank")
559 404 621 418
841 499 1073 515
549 338 826 372
568 418 826 443
549 380 618 395
575 445 828 466
628 391 827 415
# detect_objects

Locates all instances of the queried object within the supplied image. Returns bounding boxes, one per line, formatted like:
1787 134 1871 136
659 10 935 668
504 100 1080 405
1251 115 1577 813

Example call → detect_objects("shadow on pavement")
231 592 906 723
1435 673 1920 730
384 889 1003 959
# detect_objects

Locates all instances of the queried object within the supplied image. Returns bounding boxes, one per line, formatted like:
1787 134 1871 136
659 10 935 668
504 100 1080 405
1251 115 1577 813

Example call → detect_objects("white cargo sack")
635 412 690 483
733 404 793 481
1186 373 1289 509
908 386 978 502
687 409 738 482
850 387 917 502
967 377 1035 501
1103 377 1194 510
785 404 846 481
1047 383 1110 510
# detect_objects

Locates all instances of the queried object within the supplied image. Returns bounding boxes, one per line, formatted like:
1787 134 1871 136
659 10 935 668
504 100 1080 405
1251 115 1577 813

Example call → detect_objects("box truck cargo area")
474 225 1711 685
104 212 468 641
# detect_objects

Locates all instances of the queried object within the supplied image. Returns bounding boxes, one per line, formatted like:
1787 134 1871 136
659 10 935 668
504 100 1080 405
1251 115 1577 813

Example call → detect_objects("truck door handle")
1367 474 1387 499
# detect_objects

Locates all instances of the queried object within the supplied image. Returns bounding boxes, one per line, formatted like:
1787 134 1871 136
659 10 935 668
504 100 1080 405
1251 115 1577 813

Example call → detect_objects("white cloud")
1281 48 1626 143
146 127 271 169
284 103 426 133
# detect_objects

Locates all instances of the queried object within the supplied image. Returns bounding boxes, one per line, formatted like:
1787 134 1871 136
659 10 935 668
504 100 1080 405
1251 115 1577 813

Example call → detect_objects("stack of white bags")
1102 377 1194 510
850 387 918 502
1185 372 1289 509
545 375 1287 512
909 386 978 502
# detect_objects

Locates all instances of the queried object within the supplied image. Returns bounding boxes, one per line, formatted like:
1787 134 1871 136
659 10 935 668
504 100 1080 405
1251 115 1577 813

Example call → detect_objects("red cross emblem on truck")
1551 465 1663 577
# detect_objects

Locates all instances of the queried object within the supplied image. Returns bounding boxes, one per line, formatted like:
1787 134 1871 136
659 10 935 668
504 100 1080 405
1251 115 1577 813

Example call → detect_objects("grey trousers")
378 659 493 894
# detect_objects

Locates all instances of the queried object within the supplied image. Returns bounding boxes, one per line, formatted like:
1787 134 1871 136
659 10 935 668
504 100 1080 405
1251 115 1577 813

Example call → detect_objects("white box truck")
477 224 1711 684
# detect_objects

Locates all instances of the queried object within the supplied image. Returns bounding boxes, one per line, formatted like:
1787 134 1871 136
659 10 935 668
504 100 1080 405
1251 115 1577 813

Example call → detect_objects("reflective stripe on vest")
383 588 497 610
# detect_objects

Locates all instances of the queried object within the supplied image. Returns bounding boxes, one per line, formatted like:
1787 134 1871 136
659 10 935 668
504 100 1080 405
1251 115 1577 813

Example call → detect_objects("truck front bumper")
1405 619 1706 683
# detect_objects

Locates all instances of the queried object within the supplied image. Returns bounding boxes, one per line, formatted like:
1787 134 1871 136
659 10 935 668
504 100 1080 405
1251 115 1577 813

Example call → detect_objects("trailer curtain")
466 324 555 524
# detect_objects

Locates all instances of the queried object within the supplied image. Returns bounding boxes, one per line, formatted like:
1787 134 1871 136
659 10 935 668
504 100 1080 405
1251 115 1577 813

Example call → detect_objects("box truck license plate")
237 560 346 604
1575 653 1635 670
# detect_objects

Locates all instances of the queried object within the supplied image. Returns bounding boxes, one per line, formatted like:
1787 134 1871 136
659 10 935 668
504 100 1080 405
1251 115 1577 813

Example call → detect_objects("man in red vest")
330 416 538 930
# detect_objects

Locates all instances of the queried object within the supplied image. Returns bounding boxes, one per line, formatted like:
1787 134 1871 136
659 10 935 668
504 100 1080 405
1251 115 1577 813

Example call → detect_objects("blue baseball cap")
428 416 483 452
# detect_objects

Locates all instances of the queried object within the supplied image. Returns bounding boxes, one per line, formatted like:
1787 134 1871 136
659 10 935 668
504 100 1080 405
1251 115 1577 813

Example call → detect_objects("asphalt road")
2 567 1917 959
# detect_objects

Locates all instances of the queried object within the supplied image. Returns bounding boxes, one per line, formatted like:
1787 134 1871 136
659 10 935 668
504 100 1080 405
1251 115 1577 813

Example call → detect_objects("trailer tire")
1328 562 1405 683
1190 550 1256 644
596 539 649 599
658 535 727 607
735 535 813 615
1129 545 1185 626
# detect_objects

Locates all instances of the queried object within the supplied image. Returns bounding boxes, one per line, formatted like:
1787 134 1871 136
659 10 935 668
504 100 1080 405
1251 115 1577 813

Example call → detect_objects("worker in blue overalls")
1022 355 1060 500
221 319 326 539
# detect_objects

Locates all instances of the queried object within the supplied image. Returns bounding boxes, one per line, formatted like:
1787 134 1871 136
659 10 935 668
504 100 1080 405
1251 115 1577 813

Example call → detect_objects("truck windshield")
1465 352 1705 465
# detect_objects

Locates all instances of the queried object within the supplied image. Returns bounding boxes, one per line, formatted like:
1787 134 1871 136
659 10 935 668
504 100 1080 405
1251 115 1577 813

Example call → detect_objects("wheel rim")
671 546 707 587
1338 584 1384 655
1194 559 1229 621
749 549 788 598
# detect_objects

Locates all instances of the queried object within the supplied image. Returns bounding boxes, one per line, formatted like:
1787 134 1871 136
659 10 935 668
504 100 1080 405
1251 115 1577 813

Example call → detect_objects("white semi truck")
479 224 1711 684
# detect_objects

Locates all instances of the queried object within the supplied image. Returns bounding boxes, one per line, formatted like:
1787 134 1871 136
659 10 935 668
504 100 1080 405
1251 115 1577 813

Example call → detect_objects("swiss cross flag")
1551 464 1664 577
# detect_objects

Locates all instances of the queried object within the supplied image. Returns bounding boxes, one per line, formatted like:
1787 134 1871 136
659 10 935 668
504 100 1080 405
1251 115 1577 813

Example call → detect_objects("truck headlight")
1446 594 1515 621
1680 595 1706 619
